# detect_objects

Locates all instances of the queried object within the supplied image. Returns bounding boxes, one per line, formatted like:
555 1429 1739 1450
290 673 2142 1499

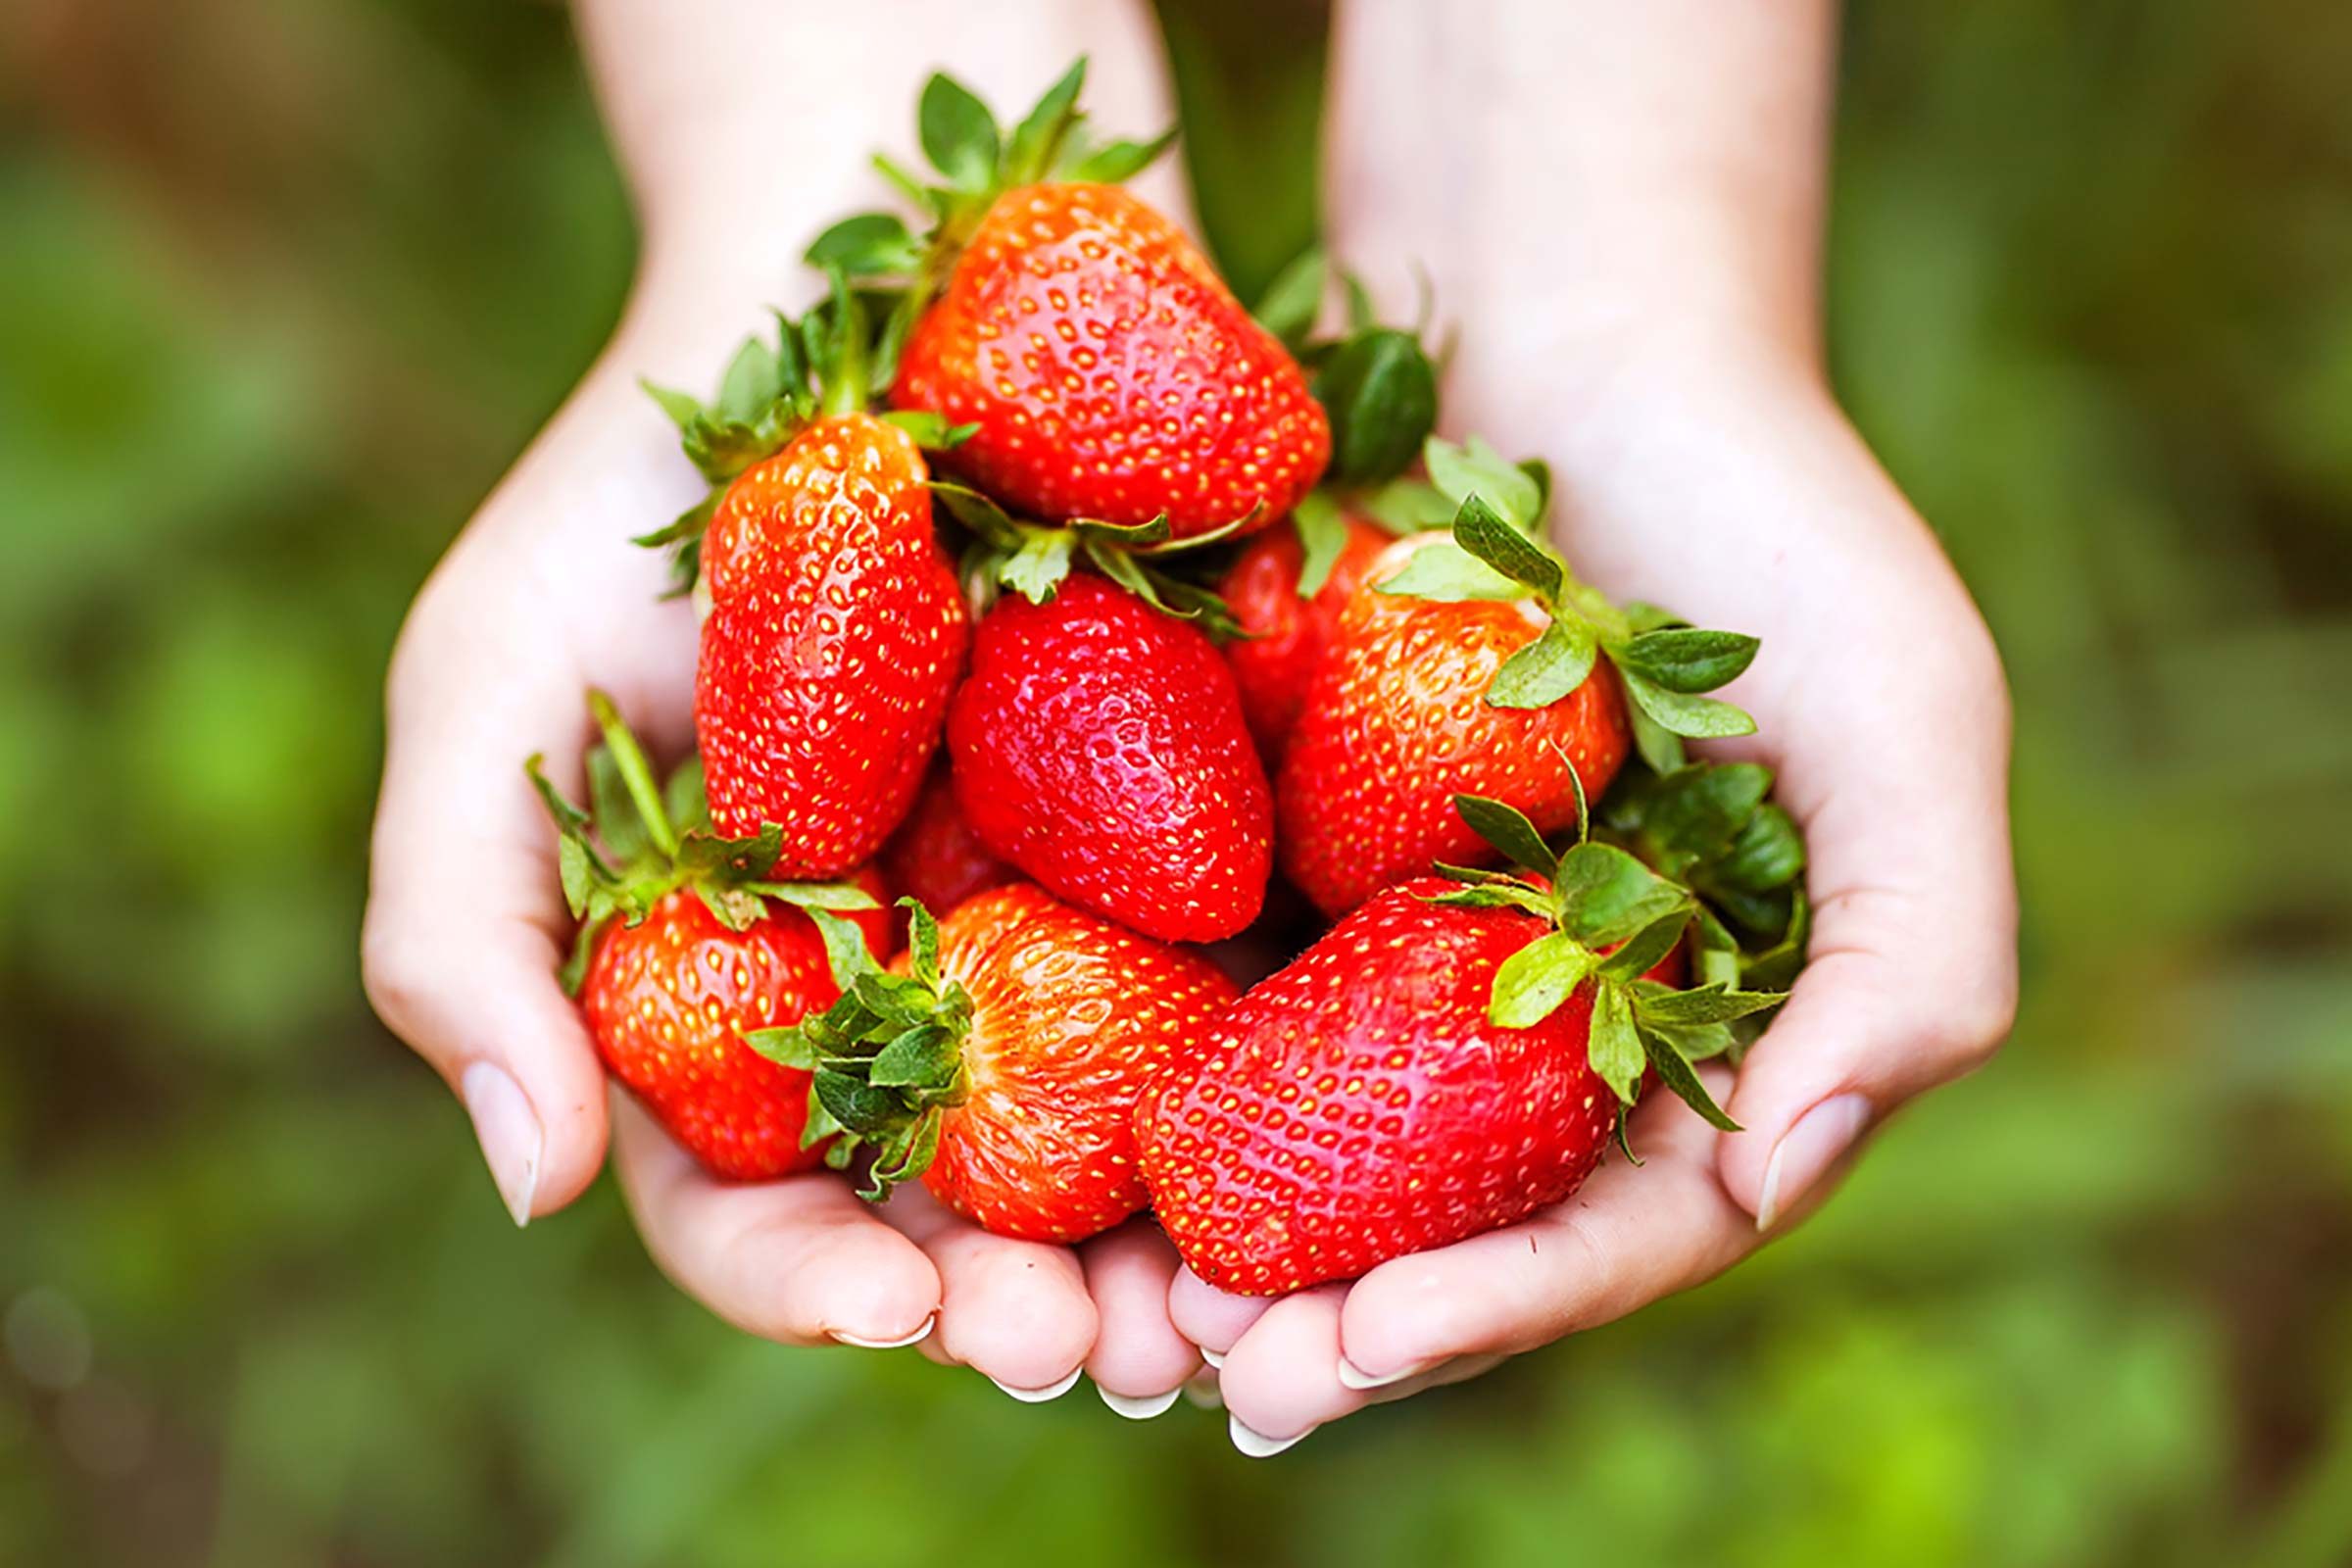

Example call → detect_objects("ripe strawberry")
1139 794 1782 1295
643 298 969 879
1218 506 1392 760
1277 437 1766 916
529 693 891 1180
893 182 1328 534
948 572 1273 944
880 762 1017 925
696 413 965 875
808 61 1326 537
753 884 1239 1242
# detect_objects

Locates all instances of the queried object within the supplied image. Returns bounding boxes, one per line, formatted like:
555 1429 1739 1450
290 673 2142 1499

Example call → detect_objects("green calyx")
802 57 1177 367
930 480 1253 640
1598 759 1813 997
1253 248 1445 601
743 901 973 1199
1421 773 1788 1141
634 272 973 597
1376 435 1764 771
524 690 880 996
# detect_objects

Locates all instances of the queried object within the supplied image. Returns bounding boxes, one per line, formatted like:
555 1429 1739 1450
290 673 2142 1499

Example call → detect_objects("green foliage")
5 1 2352 1565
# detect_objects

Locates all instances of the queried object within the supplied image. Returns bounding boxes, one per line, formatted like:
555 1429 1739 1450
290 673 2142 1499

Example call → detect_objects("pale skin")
363 0 2017 1448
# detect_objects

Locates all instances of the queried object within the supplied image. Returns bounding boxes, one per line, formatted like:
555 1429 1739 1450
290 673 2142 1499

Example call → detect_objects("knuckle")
359 911 437 1041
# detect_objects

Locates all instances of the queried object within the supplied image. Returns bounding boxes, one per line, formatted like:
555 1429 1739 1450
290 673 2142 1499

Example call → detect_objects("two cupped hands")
363 172 2017 1457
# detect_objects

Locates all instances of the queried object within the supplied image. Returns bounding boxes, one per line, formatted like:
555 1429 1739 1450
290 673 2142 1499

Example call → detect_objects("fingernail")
1199 1347 1225 1369
1337 1355 1437 1392
1229 1414 1313 1458
989 1366 1083 1403
1755 1093 1871 1232
830 1315 935 1350
1181 1370 1223 1410
1099 1385 1183 1420
462 1061 542 1228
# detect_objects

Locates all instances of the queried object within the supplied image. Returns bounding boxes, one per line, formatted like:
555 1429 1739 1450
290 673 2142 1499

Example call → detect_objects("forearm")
1328 0 1838 427
573 0 1174 368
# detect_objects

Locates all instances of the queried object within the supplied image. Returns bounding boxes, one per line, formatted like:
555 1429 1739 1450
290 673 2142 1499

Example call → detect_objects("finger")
1718 673 2020 1228
1216 1285 1354 1454
1166 1264 1276 1366
882 1186 1099 1399
610 1093 942 1348
1080 1221 1201 1417
1336 1078 1761 1382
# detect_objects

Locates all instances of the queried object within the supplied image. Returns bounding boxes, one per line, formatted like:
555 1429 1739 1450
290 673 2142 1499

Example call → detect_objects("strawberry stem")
587 689 679 861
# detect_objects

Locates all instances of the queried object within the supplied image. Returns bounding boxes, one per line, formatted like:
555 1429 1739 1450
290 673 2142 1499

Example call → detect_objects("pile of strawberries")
530 64 1809 1298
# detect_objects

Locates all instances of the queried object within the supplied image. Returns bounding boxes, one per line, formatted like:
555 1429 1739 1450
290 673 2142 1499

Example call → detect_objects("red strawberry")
1277 539 1633 917
1139 795 1779 1295
1218 508 1392 760
948 572 1272 944
529 693 891 1180
755 884 1239 1242
696 413 967 875
880 762 1018 926
892 182 1328 536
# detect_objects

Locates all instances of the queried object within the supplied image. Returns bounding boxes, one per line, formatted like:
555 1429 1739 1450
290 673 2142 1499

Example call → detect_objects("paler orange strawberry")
752 884 1239 1243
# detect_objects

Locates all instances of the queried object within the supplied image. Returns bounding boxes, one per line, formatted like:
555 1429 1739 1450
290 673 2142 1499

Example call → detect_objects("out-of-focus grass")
2 1 2349 1564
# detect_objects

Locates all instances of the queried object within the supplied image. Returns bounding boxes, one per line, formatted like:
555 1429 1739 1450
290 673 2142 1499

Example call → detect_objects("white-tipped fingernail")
830 1315 934 1350
1181 1370 1223 1410
1099 1385 1183 1420
990 1366 1083 1403
1199 1347 1225 1369
1229 1414 1312 1458
1756 1093 1871 1232
1337 1355 1435 1391
462 1061 541 1228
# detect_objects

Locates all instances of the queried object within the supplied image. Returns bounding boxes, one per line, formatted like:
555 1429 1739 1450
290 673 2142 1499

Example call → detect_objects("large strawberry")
528 693 890 1180
1139 792 1783 1295
809 61 1328 538
643 294 969 878
948 572 1272 944
1277 437 1763 916
752 884 1239 1243
1218 502 1392 760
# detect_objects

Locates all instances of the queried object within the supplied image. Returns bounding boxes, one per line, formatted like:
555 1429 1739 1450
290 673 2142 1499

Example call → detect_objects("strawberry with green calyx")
1377 435 1762 774
749 884 1239 1243
637 275 973 878
526 691 891 1180
1136 788 1787 1296
634 275 969 599
949 572 1274 944
808 59 1330 536
1597 758 1813 999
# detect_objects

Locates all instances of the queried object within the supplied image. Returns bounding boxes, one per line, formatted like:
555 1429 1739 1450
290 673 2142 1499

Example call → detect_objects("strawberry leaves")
744 900 973 1199
525 691 879 997
1380 436 1762 770
932 481 1250 638
1426 790 1788 1135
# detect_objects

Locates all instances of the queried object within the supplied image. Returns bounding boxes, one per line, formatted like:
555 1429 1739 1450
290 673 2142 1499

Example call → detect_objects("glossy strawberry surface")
1218 512 1392 760
1136 878 1619 1295
949 574 1273 944
892 183 1329 535
918 883 1239 1242
581 877 891 1181
1277 560 1632 917
697 414 967 876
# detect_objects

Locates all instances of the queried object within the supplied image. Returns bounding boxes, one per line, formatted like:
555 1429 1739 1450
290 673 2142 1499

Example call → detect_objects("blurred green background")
5 2 2351 1563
